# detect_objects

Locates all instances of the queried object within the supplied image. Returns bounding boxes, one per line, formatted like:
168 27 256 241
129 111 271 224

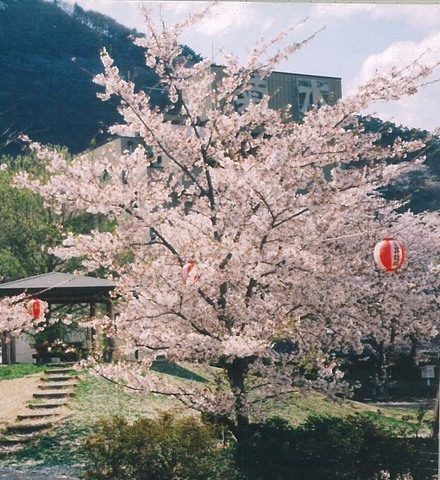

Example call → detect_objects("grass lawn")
0 361 435 474
0 363 46 380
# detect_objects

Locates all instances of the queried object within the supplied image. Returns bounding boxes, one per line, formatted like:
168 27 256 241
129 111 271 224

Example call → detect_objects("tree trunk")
376 340 388 398
223 356 256 438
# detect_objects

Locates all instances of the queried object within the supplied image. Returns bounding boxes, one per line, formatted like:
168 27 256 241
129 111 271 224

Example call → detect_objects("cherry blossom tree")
7 6 440 436
340 210 440 397
0 294 45 336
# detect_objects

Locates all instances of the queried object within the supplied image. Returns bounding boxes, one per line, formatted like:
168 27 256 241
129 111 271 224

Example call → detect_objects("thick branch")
150 227 183 264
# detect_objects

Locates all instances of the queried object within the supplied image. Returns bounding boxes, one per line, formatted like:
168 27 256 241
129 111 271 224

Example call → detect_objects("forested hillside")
360 117 440 213
0 0 191 154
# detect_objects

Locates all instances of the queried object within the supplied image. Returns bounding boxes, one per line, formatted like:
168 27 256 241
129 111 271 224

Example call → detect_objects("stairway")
0 363 78 451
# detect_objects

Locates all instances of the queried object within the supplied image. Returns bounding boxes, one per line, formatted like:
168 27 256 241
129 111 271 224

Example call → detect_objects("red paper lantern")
27 298 46 319
374 237 405 272
181 260 196 284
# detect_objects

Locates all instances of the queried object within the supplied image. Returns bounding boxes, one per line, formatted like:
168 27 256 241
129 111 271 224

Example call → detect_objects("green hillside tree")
0 150 114 281
0 156 60 281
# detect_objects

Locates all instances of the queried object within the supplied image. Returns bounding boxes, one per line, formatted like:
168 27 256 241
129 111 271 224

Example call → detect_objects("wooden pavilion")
0 272 115 364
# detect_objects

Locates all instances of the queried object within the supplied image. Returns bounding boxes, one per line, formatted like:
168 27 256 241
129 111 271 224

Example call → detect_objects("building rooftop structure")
207 65 342 121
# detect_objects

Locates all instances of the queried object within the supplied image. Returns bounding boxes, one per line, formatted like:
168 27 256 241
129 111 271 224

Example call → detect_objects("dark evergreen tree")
0 0 202 155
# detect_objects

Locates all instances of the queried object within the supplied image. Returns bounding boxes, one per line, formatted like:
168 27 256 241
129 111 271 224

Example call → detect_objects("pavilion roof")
0 272 115 304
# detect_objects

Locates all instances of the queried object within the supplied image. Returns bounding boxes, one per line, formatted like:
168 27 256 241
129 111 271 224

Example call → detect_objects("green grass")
264 390 434 436
0 363 46 380
0 361 435 473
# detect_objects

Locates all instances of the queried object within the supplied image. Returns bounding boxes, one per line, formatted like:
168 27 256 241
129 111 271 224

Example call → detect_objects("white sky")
62 1 440 132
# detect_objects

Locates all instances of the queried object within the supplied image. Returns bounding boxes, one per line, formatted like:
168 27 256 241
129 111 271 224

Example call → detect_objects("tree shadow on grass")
151 360 209 383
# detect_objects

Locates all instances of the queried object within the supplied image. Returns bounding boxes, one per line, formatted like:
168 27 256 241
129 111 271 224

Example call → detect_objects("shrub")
292 415 419 480
234 414 425 480
81 412 238 480
82 412 432 480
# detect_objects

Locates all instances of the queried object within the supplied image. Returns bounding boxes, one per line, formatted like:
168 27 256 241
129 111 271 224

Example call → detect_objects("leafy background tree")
0 155 60 281
0 145 118 282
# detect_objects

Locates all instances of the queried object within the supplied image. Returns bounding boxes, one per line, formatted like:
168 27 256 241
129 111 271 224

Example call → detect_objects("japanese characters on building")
210 65 342 120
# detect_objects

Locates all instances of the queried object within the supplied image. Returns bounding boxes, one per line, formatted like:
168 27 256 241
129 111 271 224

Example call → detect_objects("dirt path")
0 376 80 479
0 375 41 428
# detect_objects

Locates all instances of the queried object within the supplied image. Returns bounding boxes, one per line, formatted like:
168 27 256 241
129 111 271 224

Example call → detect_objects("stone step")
33 391 74 399
45 361 75 366
40 375 78 382
7 420 53 434
17 412 60 421
38 382 77 390
0 433 37 445
44 368 76 375
29 400 68 409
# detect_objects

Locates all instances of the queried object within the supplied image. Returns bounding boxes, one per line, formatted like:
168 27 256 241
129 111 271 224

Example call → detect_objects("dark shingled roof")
0 272 115 304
